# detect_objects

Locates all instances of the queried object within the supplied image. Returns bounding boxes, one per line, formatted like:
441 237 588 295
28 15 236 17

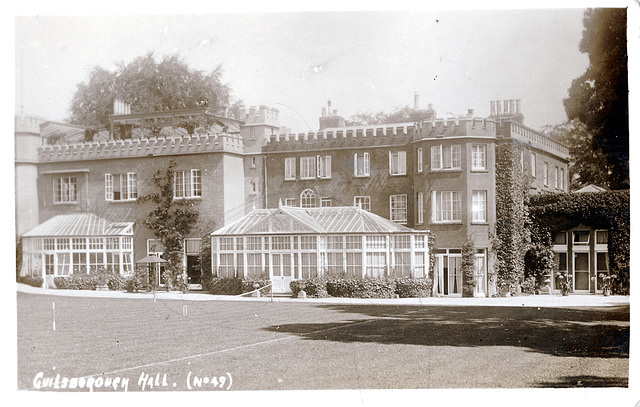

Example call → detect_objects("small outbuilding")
210 205 430 293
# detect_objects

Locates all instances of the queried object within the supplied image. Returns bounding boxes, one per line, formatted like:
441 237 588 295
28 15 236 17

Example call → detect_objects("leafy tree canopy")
563 8 628 189
542 119 612 190
345 105 413 126
68 53 234 130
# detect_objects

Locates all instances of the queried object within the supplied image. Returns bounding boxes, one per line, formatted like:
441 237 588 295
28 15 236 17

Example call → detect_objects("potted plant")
594 273 616 296
557 271 572 296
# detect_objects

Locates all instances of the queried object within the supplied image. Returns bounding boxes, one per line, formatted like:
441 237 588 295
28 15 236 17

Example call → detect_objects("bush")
326 278 396 298
520 276 538 295
54 275 99 290
241 278 272 295
205 277 243 295
394 277 432 298
17 276 43 288
289 278 328 298
107 275 127 291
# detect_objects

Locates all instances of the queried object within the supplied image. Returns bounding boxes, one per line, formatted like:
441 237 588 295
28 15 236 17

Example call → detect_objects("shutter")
354 153 358 176
400 151 406 174
389 151 392 175
431 191 437 222
104 174 113 201
364 153 370 175
326 155 331 178
317 155 321 178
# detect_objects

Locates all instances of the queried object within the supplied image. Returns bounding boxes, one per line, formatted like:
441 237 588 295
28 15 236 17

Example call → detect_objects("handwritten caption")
32 371 233 391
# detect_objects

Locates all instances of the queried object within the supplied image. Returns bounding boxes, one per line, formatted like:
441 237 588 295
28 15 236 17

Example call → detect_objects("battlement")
15 115 42 135
239 105 280 127
37 132 244 163
503 122 569 159
266 122 415 150
414 116 497 139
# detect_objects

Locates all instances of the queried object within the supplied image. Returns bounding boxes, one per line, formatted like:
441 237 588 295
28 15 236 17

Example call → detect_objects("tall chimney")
414 92 420 110
516 99 522 114
322 107 327 117
327 100 332 116
490 101 496 116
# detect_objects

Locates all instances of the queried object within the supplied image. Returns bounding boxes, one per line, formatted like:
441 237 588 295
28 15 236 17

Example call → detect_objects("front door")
573 252 590 292
186 255 201 286
271 253 293 293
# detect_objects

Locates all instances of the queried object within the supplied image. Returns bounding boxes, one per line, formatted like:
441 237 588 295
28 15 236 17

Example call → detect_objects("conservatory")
211 205 430 293
20 213 135 287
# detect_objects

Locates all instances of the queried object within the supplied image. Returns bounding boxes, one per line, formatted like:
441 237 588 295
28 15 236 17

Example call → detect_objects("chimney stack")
414 92 420 110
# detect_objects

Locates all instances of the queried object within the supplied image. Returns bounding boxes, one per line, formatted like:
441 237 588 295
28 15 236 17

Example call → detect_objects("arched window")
300 189 316 208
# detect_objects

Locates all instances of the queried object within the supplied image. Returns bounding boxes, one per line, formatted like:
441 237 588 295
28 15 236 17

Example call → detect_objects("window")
317 155 332 179
284 198 296 207
105 173 137 201
300 189 316 208
471 145 486 170
553 252 568 290
553 232 567 245
320 197 332 207
431 145 461 170
530 152 536 177
596 230 608 245
417 192 424 224
250 156 257 168
432 191 462 222
560 168 565 191
284 157 296 180
53 177 77 203
389 151 407 175
472 190 487 222
543 162 549 186
354 196 371 211
250 182 257 194
390 194 408 224
246 237 262 251
354 152 370 177
174 169 201 198
417 148 423 173
300 157 316 179
554 166 559 189
573 230 590 245
520 149 525 171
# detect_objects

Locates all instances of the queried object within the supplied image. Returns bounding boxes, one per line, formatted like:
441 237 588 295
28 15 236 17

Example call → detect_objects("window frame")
417 192 424 224
354 152 370 177
354 196 371 211
53 176 78 204
300 156 316 180
284 157 296 181
417 147 423 174
105 172 137 202
471 144 487 171
390 194 408 224
300 189 316 208
431 191 462 223
389 150 407 176
173 169 202 199
317 155 332 179
431 144 461 171
471 190 487 223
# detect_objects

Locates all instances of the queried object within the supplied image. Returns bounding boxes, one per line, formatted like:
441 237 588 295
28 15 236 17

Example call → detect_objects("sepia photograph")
10 1 635 406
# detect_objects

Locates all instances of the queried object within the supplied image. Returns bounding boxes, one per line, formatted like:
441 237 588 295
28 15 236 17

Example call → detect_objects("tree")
345 105 413 126
68 53 234 130
542 119 612 190
564 8 628 189
461 240 476 298
138 160 199 291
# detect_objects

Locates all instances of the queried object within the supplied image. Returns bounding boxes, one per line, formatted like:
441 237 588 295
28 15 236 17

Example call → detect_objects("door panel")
574 252 590 291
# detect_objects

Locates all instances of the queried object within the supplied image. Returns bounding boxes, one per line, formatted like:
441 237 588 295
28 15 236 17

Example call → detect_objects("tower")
15 115 41 237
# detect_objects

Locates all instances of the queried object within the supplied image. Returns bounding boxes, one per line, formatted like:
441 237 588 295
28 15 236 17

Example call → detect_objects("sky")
14 8 595 134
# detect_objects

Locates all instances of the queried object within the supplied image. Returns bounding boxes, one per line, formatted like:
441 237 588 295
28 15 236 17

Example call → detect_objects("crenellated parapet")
503 122 569 159
264 123 416 152
37 133 244 163
413 117 497 139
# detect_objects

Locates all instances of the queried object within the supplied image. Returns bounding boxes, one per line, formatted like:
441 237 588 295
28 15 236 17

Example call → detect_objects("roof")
574 184 609 193
212 206 422 236
23 213 134 238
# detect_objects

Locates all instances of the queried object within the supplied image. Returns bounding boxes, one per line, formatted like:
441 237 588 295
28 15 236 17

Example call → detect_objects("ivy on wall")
461 239 476 297
528 190 630 294
493 142 532 295
138 159 199 290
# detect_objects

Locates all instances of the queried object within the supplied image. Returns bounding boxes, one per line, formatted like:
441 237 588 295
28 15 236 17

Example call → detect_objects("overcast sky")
14 8 598 133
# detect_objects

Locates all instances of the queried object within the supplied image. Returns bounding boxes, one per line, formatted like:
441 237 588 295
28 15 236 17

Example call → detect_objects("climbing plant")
528 190 630 294
461 239 476 298
138 159 199 290
493 142 532 295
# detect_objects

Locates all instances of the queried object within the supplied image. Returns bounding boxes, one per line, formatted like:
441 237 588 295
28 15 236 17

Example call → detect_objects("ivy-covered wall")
493 142 532 295
528 190 630 294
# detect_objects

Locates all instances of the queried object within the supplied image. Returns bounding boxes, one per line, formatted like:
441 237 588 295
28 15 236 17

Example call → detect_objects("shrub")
107 275 127 291
326 278 396 298
241 278 272 296
520 276 538 295
17 276 43 288
394 277 432 298
205 277 243 295
461 240 476 298
288 278 328 298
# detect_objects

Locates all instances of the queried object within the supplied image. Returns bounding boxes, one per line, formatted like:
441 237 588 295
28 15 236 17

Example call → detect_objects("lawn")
17 292 629 391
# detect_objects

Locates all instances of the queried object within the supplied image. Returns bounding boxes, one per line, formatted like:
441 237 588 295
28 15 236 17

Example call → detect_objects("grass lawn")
17 292 629 391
